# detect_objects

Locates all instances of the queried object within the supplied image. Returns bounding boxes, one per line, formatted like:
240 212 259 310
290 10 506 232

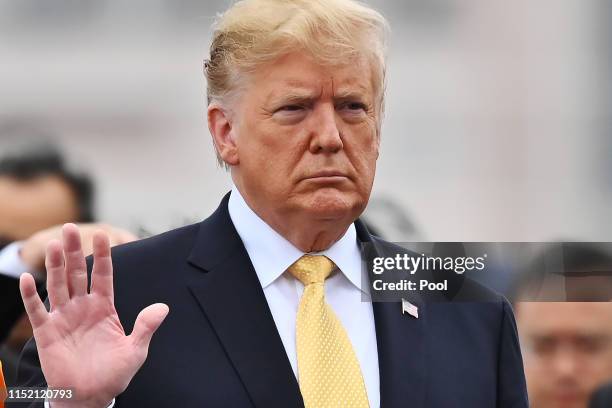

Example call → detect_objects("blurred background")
1 2 612 405
0 0 611 241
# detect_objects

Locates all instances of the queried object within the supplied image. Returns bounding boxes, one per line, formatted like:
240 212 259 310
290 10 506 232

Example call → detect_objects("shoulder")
111 222 201 262
591 383 612 408
85 222 203 283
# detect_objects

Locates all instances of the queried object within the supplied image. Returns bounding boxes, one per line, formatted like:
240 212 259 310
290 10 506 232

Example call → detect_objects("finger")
19 273 49 329
45 239 69 308
130 304 169 350
62 223 88 297
90 232 114 299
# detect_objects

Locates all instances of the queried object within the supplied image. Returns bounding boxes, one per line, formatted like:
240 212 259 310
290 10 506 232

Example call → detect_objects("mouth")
551 389 582 404
302 171 349 182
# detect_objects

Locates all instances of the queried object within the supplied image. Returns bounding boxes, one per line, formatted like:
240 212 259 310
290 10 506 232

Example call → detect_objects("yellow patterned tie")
288 255 369 408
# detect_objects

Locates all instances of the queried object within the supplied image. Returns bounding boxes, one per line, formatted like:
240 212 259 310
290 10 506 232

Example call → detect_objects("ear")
208 103 239 166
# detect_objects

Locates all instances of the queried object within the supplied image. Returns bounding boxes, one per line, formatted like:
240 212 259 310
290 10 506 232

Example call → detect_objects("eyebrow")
265 85 371 108
530 332 611 341
333 89 369 102
266 91 318 107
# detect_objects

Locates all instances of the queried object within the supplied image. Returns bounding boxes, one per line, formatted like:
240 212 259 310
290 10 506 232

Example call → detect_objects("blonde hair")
205 0 389 166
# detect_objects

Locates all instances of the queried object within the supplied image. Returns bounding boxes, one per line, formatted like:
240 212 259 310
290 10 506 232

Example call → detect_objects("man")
516 302 612 408
0 149 135 385
514 244 612 408
15 0 528 407
0 148 95 344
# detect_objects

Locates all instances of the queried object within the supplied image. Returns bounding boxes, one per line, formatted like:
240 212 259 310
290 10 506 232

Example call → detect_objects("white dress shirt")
228 186 380 407
0 241 41 280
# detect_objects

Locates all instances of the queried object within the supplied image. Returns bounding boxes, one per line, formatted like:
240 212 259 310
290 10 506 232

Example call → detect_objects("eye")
277 105 304 112
339 101 367 112
530 337 556 355
576 337 608 354
272 104 309 124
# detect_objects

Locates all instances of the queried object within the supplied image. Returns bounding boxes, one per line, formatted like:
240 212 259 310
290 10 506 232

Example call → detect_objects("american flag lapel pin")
401 298 419 319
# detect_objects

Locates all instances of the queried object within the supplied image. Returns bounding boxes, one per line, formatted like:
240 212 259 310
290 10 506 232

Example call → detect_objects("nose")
309 103 343 154
552 350 579 379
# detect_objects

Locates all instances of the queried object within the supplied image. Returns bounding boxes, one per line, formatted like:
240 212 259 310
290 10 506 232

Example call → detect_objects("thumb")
130 303 169 350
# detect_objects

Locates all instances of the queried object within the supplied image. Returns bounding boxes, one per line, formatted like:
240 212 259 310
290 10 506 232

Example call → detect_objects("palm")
20 224 168 407
37 297 133 397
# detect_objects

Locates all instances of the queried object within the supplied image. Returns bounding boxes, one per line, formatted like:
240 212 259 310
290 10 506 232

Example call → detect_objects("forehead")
516 302 612 335
247 51 375 99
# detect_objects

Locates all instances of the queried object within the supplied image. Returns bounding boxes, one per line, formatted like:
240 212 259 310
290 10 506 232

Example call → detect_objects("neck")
272 216 351 253
234 186 355 253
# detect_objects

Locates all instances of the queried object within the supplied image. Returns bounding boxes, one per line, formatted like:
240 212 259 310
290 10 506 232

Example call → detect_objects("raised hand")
19 224 169 408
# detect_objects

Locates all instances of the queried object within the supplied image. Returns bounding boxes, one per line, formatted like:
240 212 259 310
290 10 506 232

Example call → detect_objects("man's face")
0 175 79 242
228 51 380 226
516 302 612 408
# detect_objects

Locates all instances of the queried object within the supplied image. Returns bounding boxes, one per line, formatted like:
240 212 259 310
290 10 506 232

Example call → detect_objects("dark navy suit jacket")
590 383 612 408
14 193 528 407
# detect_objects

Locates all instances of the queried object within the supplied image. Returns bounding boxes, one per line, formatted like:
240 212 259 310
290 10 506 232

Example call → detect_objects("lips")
304 170 348 179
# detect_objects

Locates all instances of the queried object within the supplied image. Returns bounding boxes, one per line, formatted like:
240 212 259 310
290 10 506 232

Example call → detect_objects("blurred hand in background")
19 223 137 272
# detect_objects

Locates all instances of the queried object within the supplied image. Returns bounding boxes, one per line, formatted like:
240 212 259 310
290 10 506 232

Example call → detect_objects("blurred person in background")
513 244 612 408
516 302 612 408
0 147 135 386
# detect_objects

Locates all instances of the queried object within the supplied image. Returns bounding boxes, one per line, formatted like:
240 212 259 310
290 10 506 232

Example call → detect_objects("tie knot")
288 255 336 285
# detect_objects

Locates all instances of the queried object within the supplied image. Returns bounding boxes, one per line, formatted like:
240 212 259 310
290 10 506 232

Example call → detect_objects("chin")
299 188 364 220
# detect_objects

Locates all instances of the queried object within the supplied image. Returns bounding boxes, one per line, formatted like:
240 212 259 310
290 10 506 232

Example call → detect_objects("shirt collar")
227 186 365 293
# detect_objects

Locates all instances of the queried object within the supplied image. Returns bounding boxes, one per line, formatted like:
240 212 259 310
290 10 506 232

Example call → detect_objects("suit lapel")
355 220 428 408
186 193 304 408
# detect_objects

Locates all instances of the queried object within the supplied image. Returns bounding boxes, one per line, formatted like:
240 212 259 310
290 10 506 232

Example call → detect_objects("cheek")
593 355 612 377
239 125 307 184
262 135 307 176
523 358 543 375
347 147 378 197
346 130 379 174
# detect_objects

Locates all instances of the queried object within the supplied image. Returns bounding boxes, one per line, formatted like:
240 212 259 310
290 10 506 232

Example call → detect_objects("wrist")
50 398 113 408
46 387 114 408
